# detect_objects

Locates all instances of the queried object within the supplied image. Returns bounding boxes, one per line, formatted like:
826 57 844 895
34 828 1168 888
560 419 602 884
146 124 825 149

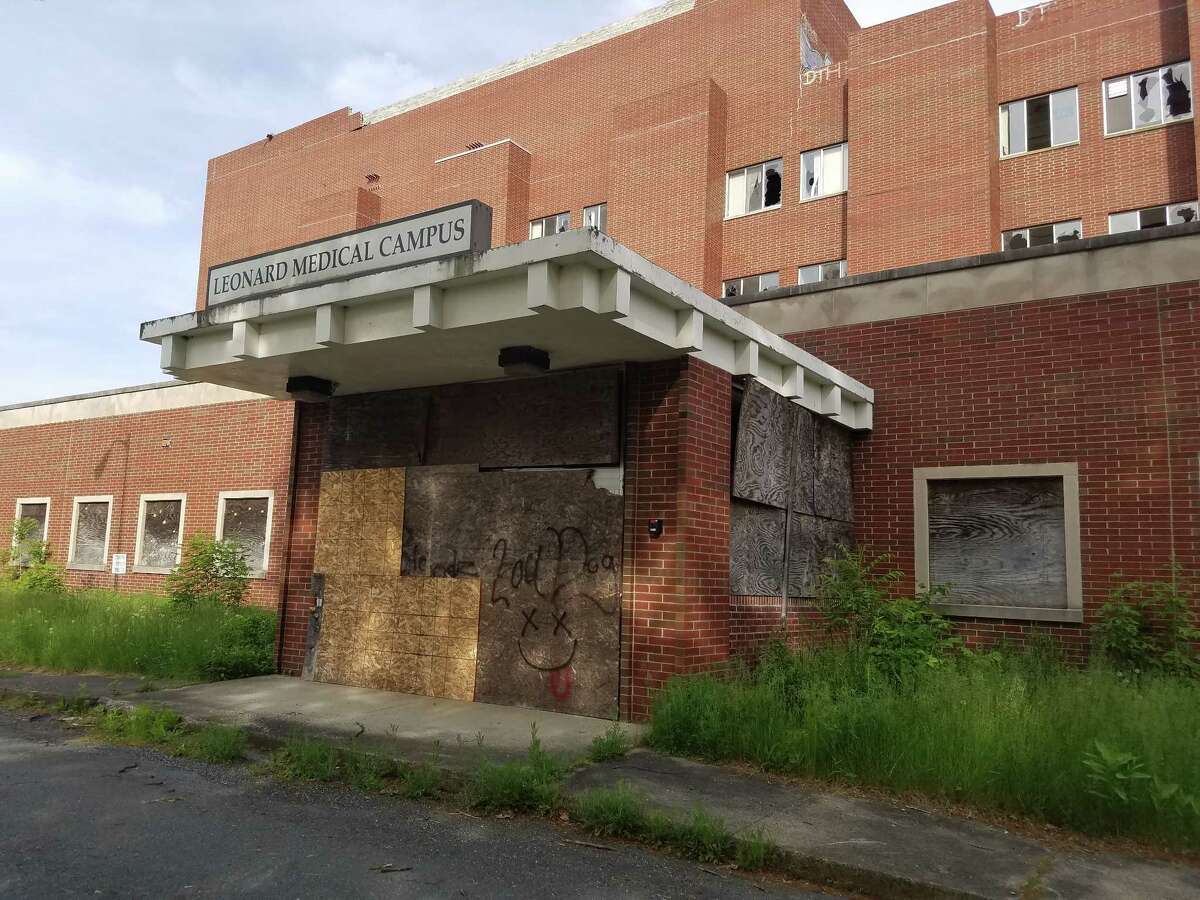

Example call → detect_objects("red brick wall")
622 357 732 720
779 281 1200 657
0 398 296 609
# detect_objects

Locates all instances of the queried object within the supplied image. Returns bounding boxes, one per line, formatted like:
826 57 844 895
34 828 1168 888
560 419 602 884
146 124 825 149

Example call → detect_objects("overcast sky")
0 0 1026 405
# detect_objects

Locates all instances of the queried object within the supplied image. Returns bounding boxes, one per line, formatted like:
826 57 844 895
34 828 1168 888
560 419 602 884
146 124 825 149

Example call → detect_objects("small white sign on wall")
111 553 127 576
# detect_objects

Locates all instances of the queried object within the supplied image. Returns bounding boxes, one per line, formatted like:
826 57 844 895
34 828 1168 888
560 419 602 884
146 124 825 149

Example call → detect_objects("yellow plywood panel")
314 468 406 575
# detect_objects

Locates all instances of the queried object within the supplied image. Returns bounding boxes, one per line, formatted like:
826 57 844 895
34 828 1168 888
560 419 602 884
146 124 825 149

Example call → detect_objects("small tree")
816 546 903 640
166 535 250 606
1093 567 1198 677
5 517 65 593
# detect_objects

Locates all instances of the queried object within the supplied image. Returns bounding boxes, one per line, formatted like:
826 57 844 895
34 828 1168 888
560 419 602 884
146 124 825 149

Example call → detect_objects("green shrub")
4 517 66 593
866 590 960 682
201 609 276 680
587 723 634 763
1093 569 1198 677
466 725 567 814
166 535 250 607
815 546 902 640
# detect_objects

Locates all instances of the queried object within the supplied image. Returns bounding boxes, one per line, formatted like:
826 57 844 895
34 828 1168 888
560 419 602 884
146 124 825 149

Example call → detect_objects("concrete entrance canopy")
140 229 873 430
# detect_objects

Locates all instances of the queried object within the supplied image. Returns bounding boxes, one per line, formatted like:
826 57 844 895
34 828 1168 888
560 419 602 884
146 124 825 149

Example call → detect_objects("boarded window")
221 496 271 572
138 499 183 569
928 477 1067 609
71 501 110 567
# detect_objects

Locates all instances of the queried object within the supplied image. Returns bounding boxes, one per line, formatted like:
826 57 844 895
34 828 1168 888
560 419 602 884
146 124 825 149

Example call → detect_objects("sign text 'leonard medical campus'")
207 201 492 306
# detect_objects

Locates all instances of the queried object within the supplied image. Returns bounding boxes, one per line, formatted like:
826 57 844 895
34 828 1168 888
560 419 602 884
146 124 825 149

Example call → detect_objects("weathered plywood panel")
813 416 854 523
425 367 621 469
729 501 786 596
929 478 1067 609
790 408 817 516
403 468 622 718
787 514 854 599
313 468 406 575
325 391 430 471
313 574 480 700
732 380 795 509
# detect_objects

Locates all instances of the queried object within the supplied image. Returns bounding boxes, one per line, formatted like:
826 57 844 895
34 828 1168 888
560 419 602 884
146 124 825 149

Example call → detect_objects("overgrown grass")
647 642 1200 850
572 783 780 869
0 583 275 681
93 704 248 763
271 735 445 799
465 725 568 814
587 723 635 763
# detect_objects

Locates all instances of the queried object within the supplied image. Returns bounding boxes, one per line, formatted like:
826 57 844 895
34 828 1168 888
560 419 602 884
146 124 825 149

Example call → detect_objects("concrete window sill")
934 603 1083 624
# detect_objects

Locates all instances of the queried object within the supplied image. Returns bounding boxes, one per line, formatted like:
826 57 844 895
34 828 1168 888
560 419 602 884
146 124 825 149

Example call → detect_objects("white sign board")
111 553 128 576
207 201 492 307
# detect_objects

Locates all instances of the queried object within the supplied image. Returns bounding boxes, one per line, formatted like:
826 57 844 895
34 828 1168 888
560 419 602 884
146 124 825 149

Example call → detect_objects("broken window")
798 259 847 285
726 159 783 218
583 203 608 232
12 500 49 566
219 493 272 574
723 272 779 300
800 144 847 201
136 496 185 570
69 498 110 568
1104 61 1192 135
798 20 830 72
529 212 570 240
1108 201 1199 234
1001 219 1082 251
1000 88 1078 157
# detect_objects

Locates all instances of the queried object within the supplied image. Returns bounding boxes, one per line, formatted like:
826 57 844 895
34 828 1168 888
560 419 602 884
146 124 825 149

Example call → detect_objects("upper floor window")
1104 62 1192 135
583 203 608 232
801 144 847 200
1002 219 1082 250
1108 201 1198 234
1000 88 1078 158
723 272 779 300
529 213 570 239
798 260 847 285
726 159 783 219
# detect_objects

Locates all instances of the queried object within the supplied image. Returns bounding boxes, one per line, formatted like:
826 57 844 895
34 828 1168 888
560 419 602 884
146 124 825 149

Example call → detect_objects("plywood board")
790 407 817 516
403 468 622 719
787 514 855 599
325 390 430 471
732 380 795 509
425 367 621 468
929 477 1067 609
813 416 854 523
313 468 406 576
313 574 481 701
729 501 786 596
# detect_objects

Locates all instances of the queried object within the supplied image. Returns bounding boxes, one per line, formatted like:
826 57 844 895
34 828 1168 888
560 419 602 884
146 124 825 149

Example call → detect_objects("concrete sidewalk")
6 669 1198 899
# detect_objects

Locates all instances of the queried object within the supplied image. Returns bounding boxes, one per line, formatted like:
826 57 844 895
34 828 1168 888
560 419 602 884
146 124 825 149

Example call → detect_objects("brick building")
2 0 1197 720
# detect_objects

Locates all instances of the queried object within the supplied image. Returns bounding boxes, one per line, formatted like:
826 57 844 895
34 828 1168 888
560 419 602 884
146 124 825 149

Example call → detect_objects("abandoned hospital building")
3 0 1198 721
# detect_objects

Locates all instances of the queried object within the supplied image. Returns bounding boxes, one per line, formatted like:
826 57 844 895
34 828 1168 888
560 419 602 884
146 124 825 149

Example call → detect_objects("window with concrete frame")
726 159 783 219
1108 201 1198 234
1104 61 1192 135
12 498 50 566
800 144 846 200
583 203 608 232
68 496 112 570
1001 219 1082 251
529 212 570 239
135 494 186 572
914 465 1082 622
999 88 1078 158
216 491 273 576
798 259 847 285
723 272 779 300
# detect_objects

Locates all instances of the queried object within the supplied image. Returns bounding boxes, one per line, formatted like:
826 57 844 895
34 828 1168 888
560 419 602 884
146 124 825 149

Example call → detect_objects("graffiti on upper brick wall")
1014 1 1055 28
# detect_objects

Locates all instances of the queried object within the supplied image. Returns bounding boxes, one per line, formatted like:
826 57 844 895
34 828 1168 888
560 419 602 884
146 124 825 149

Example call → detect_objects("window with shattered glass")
12 501 49 566
1001 219 1082 251
1108 201 1198 233
800 144 846 201
1000 88 1078 157
220 495 271 573
583 203 608 232
798 21 830 72
71 500 110 568
722 272 779 301
726 159 783 218
1104 61 1192 135
138 498 183 569
529 212 570 239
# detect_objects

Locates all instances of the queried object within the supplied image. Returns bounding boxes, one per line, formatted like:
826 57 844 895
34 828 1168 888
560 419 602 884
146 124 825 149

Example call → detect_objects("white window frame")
722 272 779 300
67 495 114 572
999 87 1079 158
913 464 1082 623
799 143 847 202
11 497 51 565
215 490 275 578
529 212 571 240
1102 61 1193 137
1001 219 1083 251
133 493 187 574
1108 200 1199 234
583 203 608 232
798 260 847 285
725 158 783 219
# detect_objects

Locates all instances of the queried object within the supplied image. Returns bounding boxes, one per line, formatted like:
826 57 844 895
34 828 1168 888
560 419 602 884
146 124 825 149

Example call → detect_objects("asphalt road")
0 710 834 899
